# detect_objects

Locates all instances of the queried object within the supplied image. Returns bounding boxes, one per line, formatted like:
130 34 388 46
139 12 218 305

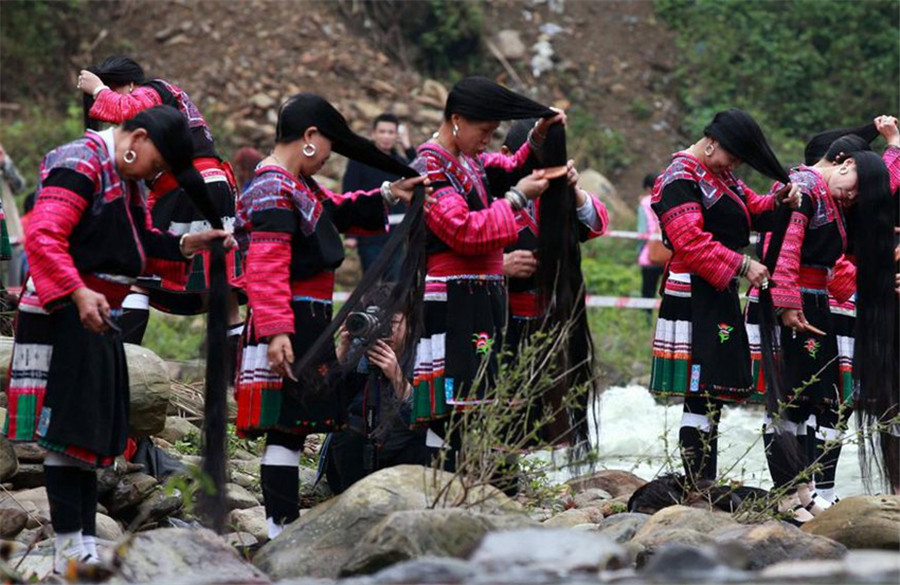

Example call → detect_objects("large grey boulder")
801 495 900 549
0 337 171 438
713 521 847 570
340 507 538 577
108 527 269 585
253 464 524 581
567 469 647 500
0 436 18 482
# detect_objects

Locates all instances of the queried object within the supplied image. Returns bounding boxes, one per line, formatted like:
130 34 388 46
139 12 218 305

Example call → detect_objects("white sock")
82 534 98 561
54 530 85 573
817 487 836 504
266 517 284 540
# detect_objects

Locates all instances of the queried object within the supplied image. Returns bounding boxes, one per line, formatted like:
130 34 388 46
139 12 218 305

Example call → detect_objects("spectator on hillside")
233 146 264 192
341 113 415 280
0 142 26 195
636 172 663 314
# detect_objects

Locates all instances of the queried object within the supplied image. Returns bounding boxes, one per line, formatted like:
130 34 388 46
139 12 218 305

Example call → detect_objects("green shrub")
655 0 899 185
142 310 206 361
567 108 633 178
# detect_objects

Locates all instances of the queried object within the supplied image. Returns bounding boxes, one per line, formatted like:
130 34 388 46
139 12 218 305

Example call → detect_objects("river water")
544 385 871 496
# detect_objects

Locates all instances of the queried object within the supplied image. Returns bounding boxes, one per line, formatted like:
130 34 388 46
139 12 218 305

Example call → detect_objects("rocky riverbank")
0 340 896 583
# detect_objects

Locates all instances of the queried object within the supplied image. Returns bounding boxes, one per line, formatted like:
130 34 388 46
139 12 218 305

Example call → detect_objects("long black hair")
848 151 898 492
124 105 230 531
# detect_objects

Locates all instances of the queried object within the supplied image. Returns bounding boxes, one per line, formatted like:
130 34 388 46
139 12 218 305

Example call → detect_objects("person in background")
0 142 26 195
341 113 415 280
233 146 264 193
637 172 663 312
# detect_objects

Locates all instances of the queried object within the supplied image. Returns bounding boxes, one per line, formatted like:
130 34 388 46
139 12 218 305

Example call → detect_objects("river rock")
801 495 900 549
362 556 477 585
542 506 604 528
107 527 269 585
760 549 900 583
340 507 537 577
470 528 630 577
0 436 17 482
640 542 749 581
133 486 184 523
633 505 737 541
1 487 49 528
226 482 260 510
12 442 45 463
253 464 523 580
228 506 268 542
595 512 650 543
493 30 526 60
0 506 27 538
103 472 158 516
157 416 200 444
713 520 846 570
567 469 647 500
573 487 613 508
96 512 123 541
125 344 173 438
8 463 42 489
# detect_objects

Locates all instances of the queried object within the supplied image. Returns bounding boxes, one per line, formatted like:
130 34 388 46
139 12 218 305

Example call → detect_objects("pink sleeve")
246 232 294 338
25 186 88 308
883 145 900 193
828 254 857 304
658 202 743 290
89 86 163 123
580 192 609 239
743 182 777 215
480 142 533 172
770 211 808 310
425 189 519 255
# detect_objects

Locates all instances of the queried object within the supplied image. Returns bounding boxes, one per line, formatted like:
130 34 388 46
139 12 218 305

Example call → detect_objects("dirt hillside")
74 0 685 203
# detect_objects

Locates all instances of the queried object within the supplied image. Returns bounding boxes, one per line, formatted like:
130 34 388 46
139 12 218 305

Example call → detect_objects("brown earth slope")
28 0 687 204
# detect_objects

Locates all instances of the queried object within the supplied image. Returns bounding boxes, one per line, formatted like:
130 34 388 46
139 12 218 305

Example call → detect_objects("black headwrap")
703 108 789 184
803 123 879 166
445 76 555 121
277 94 417 179
124 105 193 175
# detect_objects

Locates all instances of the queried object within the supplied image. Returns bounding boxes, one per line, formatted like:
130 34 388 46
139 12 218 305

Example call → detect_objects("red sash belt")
290 271 335 301
798 266 828 292
427 251 503 278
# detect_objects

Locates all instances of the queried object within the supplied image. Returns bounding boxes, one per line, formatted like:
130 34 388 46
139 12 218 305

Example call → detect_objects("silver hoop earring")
124 149 137 164
703 143 715 157
302 143 317 157
452 124 459 139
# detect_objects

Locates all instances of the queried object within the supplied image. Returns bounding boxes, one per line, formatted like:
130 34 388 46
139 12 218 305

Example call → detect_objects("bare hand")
503 250 538 278
336 326 351 362
781 309 826 336
77 70 103 96
516 170 549 200
744 259 770 288
390 175 429 204
344 237 358 250
776 183 802 209
183 230 236 256
267 333 297 381
366 340 404 390
534 108 567 140
71 287 111 333
875 115 900 147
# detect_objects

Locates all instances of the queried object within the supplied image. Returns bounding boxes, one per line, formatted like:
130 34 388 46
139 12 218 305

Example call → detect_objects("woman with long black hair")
2 106 232 571
233 93 423 539
408 78 564 465
754 148 893 522
77 56 244 353
650 109 798 489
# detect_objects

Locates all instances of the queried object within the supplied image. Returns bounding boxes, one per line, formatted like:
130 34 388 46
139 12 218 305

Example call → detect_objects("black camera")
346 305 387 343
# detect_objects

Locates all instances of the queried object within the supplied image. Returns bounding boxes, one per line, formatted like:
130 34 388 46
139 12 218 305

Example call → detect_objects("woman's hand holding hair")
744 259 770 289
775 183 802 209
181 230 237 258
875 115 900 147
389 175 429 204
534 109 567 141
77 70 105 97
267 333 297 381
71 287 111 334
515 170 549 200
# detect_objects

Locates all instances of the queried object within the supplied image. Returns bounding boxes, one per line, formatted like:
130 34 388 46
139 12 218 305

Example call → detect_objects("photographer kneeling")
323 293 429 494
